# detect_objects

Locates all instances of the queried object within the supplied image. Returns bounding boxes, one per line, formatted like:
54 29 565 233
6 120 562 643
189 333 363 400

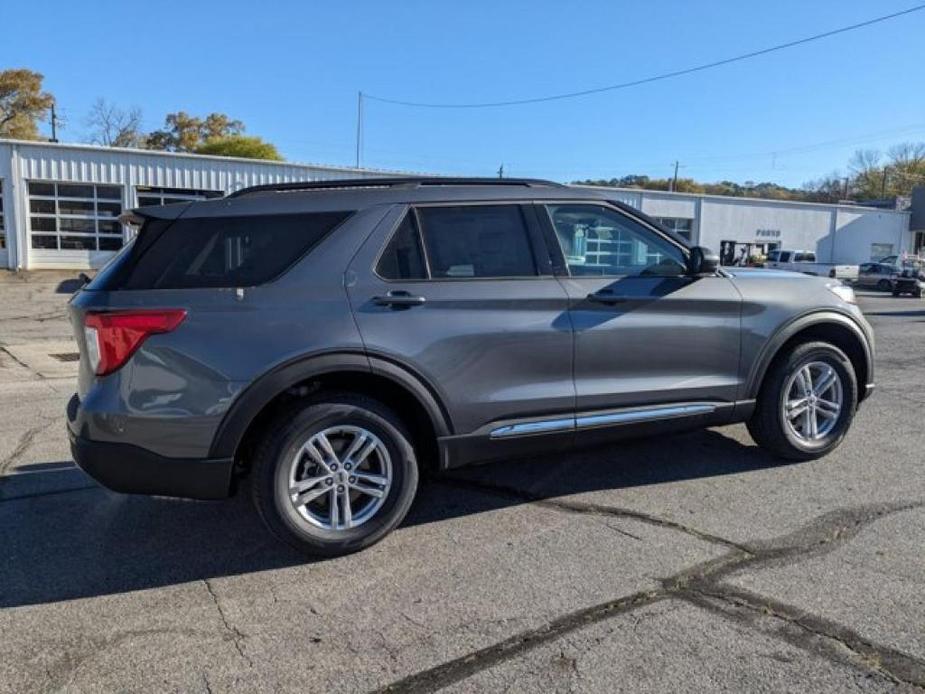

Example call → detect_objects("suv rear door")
346 203 574 458
537 202 742 423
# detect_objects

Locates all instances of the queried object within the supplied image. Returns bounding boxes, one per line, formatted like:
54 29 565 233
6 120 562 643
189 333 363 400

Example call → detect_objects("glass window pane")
417 205 536 279
137 196 161 207
59 218 96 233
377 213 427 280
31 216 56 232
60 235 97 250
98 221 123 235
97 202 122 217
31 234 58 249
547 205 685 277
96 185 122 200
28 182 55 196
98 236 123 250
29 199 56 214
57 184 95 198
122 212 352 289
58 200 95 215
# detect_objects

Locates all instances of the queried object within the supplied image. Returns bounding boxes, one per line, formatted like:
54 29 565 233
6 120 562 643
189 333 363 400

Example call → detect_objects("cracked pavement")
0 272 923 693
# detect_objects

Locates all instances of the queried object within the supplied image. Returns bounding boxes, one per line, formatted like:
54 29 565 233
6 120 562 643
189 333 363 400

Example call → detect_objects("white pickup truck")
765 249 858 281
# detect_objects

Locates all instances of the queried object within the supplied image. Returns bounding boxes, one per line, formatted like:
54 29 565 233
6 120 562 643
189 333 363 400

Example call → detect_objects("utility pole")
842 176 850 200
670 160 679 192
497 163 504 179
49 103 59 143
355 91 363 169
880 169 888 198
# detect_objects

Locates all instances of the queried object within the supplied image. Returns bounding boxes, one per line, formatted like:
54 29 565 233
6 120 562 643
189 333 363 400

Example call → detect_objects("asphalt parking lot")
0 272 923 693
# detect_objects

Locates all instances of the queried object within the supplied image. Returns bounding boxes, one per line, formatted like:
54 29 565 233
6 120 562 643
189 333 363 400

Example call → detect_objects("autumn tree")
145 111 244 152
0 69 55 140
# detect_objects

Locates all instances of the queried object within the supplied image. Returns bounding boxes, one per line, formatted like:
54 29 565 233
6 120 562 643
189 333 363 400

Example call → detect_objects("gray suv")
67 178 875 556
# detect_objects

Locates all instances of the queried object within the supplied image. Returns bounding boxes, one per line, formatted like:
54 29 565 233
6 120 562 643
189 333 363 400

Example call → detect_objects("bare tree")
86 98 143 148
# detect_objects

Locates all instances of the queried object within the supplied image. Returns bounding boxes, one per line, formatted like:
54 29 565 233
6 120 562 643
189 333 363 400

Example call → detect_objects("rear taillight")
83 310 187 376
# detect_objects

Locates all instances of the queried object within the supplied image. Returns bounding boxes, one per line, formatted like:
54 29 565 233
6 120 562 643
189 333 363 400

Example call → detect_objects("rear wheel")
877 279 892 291
251 393 418 557
747 342 858 461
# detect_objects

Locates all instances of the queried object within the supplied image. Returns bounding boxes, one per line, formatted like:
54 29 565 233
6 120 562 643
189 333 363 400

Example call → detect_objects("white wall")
582 185 911 265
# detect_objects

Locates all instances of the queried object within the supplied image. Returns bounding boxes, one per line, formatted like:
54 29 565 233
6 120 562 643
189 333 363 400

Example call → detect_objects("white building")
0 139 400 271
0 138 916 271
576 186 913 266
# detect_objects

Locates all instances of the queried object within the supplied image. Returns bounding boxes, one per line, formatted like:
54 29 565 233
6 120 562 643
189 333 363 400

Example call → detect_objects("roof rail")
227 176 565 198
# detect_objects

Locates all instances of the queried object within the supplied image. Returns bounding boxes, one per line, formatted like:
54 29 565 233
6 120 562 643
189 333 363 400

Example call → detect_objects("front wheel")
251 393 419 557
747 342 858 461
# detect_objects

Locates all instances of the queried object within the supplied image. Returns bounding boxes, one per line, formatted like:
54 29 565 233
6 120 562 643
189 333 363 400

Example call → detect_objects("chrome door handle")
373 291 426 307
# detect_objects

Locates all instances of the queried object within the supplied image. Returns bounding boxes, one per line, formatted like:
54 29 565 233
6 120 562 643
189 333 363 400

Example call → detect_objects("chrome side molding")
489 418 574 439
576 403 715 429
489 403 717 439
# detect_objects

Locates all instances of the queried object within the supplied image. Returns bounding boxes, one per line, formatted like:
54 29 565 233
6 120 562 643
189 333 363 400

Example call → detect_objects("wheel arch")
209 352 453 469
746 312 873 403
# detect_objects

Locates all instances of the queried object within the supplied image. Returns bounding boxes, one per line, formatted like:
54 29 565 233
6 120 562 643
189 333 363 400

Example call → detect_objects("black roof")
226 176 567 199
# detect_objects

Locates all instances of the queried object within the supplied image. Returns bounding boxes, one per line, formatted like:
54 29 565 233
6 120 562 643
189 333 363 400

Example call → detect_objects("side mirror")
687 246 719 276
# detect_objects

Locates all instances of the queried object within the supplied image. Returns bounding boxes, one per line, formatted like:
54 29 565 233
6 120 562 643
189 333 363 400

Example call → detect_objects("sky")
2 0 924 187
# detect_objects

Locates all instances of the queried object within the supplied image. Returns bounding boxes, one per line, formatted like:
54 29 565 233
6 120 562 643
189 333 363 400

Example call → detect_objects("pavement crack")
379 500 923 693
685 586 925 689
202 578 252 667
0 418 57 476
435 475 751 553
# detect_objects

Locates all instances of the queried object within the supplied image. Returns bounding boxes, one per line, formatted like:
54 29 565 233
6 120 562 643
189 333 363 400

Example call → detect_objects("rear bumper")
69 429 234 500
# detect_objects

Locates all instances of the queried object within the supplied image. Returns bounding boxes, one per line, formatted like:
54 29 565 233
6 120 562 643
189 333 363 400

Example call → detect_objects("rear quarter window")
111 212 351 290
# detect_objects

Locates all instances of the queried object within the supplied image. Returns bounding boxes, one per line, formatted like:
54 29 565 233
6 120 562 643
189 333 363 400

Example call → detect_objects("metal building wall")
0 139 401 270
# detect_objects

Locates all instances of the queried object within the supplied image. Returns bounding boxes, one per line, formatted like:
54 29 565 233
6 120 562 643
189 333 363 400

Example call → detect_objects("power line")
365 4 925 108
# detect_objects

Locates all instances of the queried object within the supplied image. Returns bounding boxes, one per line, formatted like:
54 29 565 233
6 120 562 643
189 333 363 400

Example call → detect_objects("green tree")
194 135 282 160
0 68 55 140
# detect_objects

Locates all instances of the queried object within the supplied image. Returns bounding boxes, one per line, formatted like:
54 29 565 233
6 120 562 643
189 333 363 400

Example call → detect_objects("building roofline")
0 137 417 176
570 184 912 215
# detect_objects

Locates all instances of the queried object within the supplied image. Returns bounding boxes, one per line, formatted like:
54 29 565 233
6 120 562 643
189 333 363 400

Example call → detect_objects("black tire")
251 392 419 557
747 341 858 461
892 290 901 297
877 279 892 291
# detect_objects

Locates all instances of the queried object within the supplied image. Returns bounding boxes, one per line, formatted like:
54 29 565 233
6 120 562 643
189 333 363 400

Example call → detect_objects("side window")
859 263 873 273
779 252 792 262
416 205 537 279
119 212 351 289
767 250 780 262
545 204 685 277
377 212 427 280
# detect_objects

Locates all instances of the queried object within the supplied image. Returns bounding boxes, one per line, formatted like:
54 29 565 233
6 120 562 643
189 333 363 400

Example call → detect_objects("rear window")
99 212 351 290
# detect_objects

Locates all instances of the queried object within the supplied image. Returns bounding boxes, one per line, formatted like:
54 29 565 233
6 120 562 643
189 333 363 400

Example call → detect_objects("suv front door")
347 203 574 459
539 203 742 423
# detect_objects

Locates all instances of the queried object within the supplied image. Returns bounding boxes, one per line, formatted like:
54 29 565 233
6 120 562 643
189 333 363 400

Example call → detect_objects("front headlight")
826 282 857 304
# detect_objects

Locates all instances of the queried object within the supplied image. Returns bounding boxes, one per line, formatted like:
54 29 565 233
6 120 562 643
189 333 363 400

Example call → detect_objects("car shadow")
0 428 788 609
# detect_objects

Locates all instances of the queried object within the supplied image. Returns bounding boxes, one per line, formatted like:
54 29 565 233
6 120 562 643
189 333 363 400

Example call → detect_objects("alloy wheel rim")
782 361 843 443
287 425 392 531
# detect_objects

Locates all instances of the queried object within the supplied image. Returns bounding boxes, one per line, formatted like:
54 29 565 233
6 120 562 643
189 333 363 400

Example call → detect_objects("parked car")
891 266 925 298
765 249 858 281
68 178 875 556
856 262 898 291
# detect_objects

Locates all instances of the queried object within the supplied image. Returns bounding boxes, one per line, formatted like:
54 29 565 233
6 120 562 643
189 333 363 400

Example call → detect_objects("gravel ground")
0 271 922 693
